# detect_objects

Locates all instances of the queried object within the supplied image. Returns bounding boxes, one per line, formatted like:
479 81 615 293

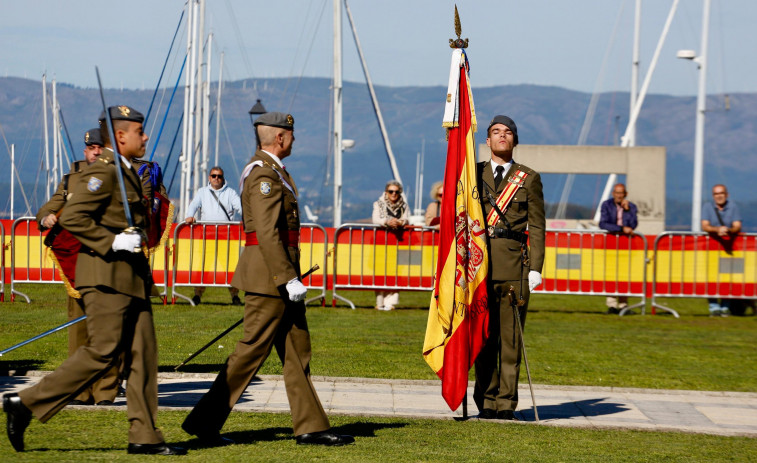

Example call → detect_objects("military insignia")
260 182 272 195
87 176 103 192
118 106 130 117
286 114 294 125
85 132 90 143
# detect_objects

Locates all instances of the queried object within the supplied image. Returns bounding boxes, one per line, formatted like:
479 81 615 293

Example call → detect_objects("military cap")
98 105 145 125
487 115 519 146
253 111 294 130
84 127 104 146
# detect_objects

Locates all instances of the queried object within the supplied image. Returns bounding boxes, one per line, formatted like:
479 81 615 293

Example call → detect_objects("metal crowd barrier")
0 220 6 301
9 217 61 303
170 221 328 306
540 229 649 315
331 224 440 309
651 232 757 318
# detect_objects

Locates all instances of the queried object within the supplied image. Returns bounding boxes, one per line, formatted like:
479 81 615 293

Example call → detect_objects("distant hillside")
0 76 755 230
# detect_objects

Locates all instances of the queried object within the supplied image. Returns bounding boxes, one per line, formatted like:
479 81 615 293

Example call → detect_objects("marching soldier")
35 128 120 406
3 106 186 455
474 115 545 420
181 112 354 446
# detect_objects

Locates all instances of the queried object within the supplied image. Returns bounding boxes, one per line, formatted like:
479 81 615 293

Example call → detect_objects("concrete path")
2 373 755 437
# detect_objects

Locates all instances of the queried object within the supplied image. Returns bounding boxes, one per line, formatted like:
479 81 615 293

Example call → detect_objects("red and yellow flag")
423 49 489 411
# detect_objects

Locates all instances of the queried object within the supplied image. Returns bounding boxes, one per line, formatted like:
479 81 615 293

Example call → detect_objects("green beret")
99 105 145 125
84 128 104 146
253 111 294 130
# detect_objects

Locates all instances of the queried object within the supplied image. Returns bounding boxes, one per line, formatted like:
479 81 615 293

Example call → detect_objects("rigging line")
57 107 75 166
149 54 187 162
0 122 32 214
144 9 186 127
223 0 255 78
220 112 242 180
279 0 321 109
287 0 329 113
148 33 185 143
165 112 185 196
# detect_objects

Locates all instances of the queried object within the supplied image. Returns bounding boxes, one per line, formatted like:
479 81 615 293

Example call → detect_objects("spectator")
184 166 243 306
424 181 444 228
701 184 742 317
599 183 638 314
372 180 409 311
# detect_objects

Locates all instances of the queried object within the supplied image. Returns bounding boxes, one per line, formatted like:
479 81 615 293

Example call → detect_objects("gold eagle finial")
449 5 469 49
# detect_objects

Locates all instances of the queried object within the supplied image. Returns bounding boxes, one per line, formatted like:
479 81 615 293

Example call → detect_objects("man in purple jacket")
599 183 638 314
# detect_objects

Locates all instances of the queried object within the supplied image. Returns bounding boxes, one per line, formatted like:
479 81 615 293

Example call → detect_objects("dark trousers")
19 288 164 444
473 280 530 412
183 291 330 436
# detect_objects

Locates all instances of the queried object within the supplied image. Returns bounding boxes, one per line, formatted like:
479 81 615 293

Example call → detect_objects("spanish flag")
423 49 489 411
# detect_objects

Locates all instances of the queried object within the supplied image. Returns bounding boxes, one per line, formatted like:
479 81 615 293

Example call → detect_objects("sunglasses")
386 190 400 194
210 174 224 179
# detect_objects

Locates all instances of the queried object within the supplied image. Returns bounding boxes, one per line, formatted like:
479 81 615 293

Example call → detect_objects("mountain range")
0 76 755 231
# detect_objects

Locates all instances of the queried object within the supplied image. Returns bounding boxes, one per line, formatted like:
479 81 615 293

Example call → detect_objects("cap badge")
118 106 130 117
286 114 294 125
85 132 90 143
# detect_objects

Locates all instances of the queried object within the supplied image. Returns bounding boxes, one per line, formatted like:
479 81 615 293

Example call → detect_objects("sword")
0 315 86 357
174 264 320 371
507 285 539 421
95 67 135 230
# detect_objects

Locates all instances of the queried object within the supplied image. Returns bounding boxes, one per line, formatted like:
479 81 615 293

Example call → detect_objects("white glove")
286 278 308 302
528 271 542 292
112 232 142 253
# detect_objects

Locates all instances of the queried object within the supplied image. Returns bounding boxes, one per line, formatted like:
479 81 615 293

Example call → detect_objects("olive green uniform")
19 149 164 445
35 160 119 405
182 149 330 437
474 160 545 413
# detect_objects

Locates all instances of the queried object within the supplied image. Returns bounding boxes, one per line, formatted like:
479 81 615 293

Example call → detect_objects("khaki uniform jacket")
35 160 88 229
231 150 300 295
59 149 153 299
477 160 546 281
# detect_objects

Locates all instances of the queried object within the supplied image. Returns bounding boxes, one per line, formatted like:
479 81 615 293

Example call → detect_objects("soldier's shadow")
517 398 629 421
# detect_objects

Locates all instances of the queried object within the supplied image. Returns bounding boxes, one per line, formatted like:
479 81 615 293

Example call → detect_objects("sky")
1 0 755 97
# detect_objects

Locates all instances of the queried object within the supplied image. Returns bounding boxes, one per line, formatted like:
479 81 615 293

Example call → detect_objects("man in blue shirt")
701 184 742 316
184 167 243 305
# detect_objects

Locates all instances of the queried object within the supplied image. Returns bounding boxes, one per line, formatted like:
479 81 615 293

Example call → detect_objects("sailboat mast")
201 32 212 180
691 0 711 232
214 51 224 167
332 0 343 227
42 74 50 201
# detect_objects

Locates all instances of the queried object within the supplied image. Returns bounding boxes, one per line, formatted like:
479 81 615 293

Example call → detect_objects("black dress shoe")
478 408 497 419
127 443 187 455
195 432 234 447
496 410 518 421
3 393 32 452
68 399 92 406
96 400 115 406
295 430 355 446
117 383 127 397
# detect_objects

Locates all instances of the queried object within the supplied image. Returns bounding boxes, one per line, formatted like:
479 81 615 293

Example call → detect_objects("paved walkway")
2 373 755 437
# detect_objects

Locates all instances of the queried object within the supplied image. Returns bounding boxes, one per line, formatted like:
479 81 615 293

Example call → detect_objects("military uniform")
18 143 164 444
473 139 546 413
182 120 330 438
35 156 119 405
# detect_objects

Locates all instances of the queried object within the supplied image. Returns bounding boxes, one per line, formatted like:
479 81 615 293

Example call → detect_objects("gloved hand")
112 232 142 253
286 278 307 302
528 270 542 292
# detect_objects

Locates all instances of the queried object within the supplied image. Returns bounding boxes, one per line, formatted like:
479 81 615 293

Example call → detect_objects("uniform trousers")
67 296 120 404
473 280 530 412
183 291 330 436
19 288 164 444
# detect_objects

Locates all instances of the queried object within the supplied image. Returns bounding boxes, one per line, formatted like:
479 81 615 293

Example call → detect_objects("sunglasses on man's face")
386 190 400 194
210 174 224 179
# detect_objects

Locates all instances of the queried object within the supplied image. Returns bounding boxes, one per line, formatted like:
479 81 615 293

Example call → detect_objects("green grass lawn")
1 285 755 391
0 410 754 462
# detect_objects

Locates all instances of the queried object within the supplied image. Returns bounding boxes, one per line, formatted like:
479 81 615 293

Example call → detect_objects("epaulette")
71 160 87 173
97 156 113 165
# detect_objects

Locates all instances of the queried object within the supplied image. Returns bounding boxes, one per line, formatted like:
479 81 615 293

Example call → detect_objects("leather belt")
487 226 528 244
245 230 300 247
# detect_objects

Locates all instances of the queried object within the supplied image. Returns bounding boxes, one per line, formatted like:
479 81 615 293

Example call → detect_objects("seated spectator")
372 180 409 311
701 184 742 317
599 183 638 314
424 181 444 228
